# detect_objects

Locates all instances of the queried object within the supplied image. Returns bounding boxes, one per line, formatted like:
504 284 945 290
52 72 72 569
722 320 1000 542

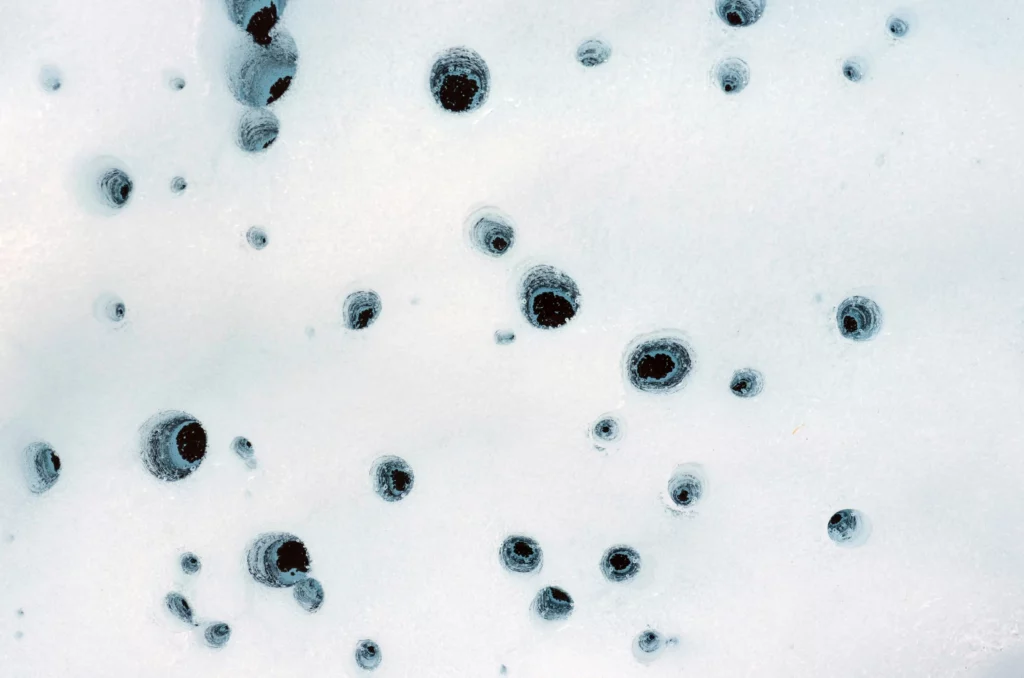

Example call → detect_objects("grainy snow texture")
1 0 1024 676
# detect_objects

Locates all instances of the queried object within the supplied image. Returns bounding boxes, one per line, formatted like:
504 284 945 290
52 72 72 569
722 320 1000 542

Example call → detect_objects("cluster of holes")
166 551 232 648
223 1 296 154
54 1 898 659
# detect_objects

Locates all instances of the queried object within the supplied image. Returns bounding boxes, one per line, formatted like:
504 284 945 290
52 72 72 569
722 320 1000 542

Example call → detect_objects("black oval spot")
229 31 297 107
842 58 864 82
836 296 882 341
715 57 750 94
97 168 133 209
469 211 515 257
716 0 765 27
40 67 62 92
204 622 231 648
343 290 382 330
246 226 269 250
494 329 516 345
180 552 202 575
600 545 642 582
372 455 414 502
140 412 207 482
165 592 195 625
591 416 622 446
576 39 612 67
667 467 705 509
520 265 581 330
237 108 280 153
355 639 382 671
887 15 909 37
429 47 490 114
533 586 574 621
247 532 311 587
827 509 868 546
625 334 694 394
25 442 60 494
169 77 186 91
292 576 324 613
729 368 763 398
499 535 543 574
170 176 187 194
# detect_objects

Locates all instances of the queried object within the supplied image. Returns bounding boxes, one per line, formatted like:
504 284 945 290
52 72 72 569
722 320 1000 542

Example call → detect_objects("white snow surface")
1 0 1023 676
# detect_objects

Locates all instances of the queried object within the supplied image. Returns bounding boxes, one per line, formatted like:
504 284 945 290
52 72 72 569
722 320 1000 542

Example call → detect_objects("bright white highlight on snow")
0 0 1023 676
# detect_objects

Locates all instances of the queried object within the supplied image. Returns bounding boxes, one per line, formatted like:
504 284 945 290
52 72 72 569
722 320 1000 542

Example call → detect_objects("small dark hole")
550 588 570 602
176 423 207 463
439 75 479 113
843 315 858 333
609 553 632 570
727 11 743 25
267 76 292 105
246 4 278 46
513 541 534 557
637 353 675 380
491 237 508 252
355 308 375 329
276 539 310 573
391 469 411 492
50 453 61 472
531 292 575 328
